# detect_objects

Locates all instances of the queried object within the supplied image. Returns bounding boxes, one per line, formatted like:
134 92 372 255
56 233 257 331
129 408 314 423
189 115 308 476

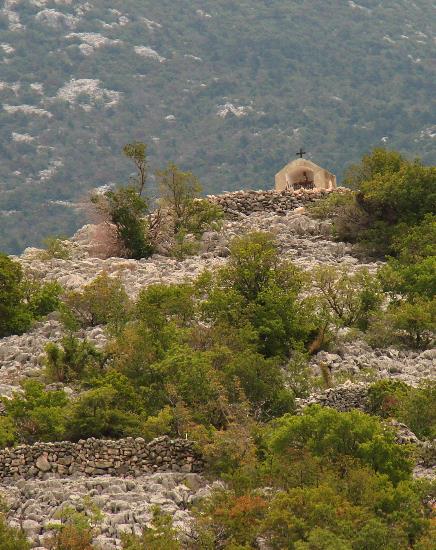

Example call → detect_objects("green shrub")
2 381 68 445
62 272 130 332
0 512 30 550
121 507 181 550
91 187 153 260
23 279 62 319
156 162 223 256
311 149 436 257
44 336 103 384
65 371 143 440
47 498 101 550
0 253 33 337
367 380 410 418
399 381 436 440
40 236 71 260
367 298 435 350
267 405 412 484
311 265 383 330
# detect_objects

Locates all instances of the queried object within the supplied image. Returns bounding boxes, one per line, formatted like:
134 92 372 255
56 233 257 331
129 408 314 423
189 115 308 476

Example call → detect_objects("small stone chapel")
275 150 337 192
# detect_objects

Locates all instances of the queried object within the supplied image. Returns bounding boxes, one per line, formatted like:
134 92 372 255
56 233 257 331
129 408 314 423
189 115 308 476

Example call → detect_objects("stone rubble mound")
311 343 436 387
0 319 107 399
3 473 221 549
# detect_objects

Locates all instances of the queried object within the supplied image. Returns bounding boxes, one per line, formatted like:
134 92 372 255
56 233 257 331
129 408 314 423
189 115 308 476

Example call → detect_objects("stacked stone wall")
207 188 344 217
0 436 203 482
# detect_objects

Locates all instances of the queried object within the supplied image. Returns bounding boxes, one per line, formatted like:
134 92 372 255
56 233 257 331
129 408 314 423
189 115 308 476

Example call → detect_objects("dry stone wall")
295 381 370 412
0 436 203 482
207 188 342 217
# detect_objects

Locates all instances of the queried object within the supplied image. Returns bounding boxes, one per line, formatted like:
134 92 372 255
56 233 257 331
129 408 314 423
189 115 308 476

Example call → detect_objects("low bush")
44 336 103 384
0 508 30 550
40 236 71 261
121 507 181 550
62 272 130 332
366 298 435 350
0 254 62 337
311 265 383 330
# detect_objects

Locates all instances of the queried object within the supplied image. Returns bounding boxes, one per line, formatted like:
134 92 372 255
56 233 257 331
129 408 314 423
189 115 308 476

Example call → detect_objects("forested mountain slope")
0 0 435 252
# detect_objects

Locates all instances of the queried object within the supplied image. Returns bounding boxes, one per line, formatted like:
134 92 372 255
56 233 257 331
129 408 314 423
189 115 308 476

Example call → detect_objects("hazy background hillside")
0 0 435 253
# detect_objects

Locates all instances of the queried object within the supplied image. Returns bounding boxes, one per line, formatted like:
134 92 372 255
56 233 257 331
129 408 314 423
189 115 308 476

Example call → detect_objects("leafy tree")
157 162 202 233
155 162 223 258
22 278 62 319
311 266 382 330
311 149 436 257
367 380 410 419
399 381 436 440
66 371 143 440
123 142 148 197
198 232 317 357
267 406 412 484
343 148 404 190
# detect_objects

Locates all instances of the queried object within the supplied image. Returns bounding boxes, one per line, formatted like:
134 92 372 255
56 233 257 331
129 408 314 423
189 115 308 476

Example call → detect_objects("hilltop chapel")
275 149 337 192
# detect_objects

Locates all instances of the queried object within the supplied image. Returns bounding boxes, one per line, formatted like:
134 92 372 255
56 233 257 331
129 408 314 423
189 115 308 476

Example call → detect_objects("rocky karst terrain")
1 189 434 548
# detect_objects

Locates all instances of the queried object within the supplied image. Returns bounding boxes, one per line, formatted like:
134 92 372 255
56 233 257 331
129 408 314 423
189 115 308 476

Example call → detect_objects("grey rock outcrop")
3 473 221 549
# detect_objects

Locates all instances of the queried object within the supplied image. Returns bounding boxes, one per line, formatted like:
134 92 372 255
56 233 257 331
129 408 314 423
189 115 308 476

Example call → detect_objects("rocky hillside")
1 0 435 253
0 189 435 549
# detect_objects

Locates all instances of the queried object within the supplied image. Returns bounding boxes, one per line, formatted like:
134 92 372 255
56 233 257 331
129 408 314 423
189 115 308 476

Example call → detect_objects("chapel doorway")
287 168 315 190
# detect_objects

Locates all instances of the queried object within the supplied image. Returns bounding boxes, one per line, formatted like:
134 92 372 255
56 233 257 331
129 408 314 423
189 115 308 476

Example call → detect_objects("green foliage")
0 508 30 550
192 474 432 550
156 162 223 257
0 253 33 337
379 214 436 300
343 148 405 190
0 417 17 448
44 336 103 384
367 380 410 419
22 278 62 319
92 187 153 259
366 297 435 350
66 371 143 440
182 199 223 237
199 232 316 358
47 498 102 550
40 236 71 260
3 381 69 444
311 266 383 330
368 380 436 440
121 506 181 550
157 162 202 232
267 405 412 484
311 149 436 258
62 272 130 332
399 382 436 440
123 142 148 197
0 254 61 337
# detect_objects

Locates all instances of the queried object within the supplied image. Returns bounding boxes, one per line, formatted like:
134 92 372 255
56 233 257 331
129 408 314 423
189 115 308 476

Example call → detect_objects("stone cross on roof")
296 148 306 159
